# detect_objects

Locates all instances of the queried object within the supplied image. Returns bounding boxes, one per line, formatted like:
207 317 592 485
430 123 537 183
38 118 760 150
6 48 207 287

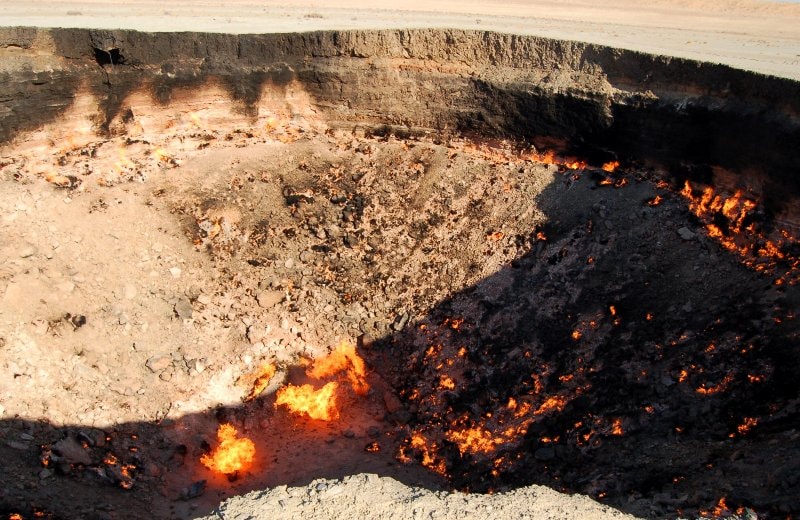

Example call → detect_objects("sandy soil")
0 0 799 79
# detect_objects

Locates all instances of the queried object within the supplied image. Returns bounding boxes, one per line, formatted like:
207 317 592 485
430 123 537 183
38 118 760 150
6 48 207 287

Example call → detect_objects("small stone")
315 482 328 492
180 480 206 500
19 243 37 258
383 391 403 414
256 290 283 309
392 313 409 331
677 227 696 240
39 468 54 479
367 426 381 438
20 433 34 441
146 355 172 373
174 298 193 319
123 284 137 300
54 435 93 465
58 281 76 293
6 441 28 450
169 267 182 279
534 446 556 461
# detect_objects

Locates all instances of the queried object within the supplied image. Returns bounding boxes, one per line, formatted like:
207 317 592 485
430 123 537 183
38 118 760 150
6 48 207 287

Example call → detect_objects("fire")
735 417 758 436
446 426 504 454
602 161 620 173
680 180 798 285
306 340 370 395
528 150 557 165
647 195 663 206
700 497 730 518
610 418 624 436
696 373 734 395
244 363 277 401
439 375 456 390
525 149 586 170
200 423 256 475
564 159 587 170
535 395 567 415
406 433 447 475
275 382 339 420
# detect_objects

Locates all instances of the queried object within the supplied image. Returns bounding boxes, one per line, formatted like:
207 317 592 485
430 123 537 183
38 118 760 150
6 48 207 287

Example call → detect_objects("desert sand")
1 0 799 78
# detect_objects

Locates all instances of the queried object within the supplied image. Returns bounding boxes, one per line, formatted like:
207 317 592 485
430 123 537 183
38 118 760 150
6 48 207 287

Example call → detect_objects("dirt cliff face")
2 27 799 208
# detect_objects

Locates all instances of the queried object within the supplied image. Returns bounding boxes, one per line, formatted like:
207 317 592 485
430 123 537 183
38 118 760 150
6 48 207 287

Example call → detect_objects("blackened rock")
53 435 93 465
180 480 206 500
534 446 556 461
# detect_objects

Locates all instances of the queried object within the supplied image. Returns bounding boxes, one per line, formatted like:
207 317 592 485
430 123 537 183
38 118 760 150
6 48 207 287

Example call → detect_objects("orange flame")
700 497 730 518
200 423 256 475
735 417 758 436
696 373 734 396
535 395 568 415
680 180 798 285
306 341 369 395
275 382 339 420
446 426 504 454
244 363 276 401
602 161 620 173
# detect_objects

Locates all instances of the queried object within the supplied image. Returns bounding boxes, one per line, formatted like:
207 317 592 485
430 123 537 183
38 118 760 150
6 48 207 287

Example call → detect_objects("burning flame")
200 423 256 475
244 363 276 401
446 426 505 454
681 180 798 285
734 417 758 437
525 150 586 170
306 340 370 395
700 497 730 518
275 382 339 420
602 161 620 172
695 373 734 396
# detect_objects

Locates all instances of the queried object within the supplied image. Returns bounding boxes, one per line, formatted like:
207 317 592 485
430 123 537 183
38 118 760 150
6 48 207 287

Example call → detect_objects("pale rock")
58 281 76 293
256 290 283 309
124 284 138 300
174 298 193 319
19 243 37 258
169 267 182 278
146 355 172 372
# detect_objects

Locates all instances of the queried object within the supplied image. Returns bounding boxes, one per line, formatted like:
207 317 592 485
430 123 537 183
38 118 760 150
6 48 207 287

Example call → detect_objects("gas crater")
0 27 799 520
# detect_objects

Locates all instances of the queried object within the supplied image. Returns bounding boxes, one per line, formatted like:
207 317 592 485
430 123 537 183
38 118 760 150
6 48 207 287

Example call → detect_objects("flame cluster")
244 363 277 401
200 424 256 475
681 181 799 285
395 317 637 479
275 341 370 421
